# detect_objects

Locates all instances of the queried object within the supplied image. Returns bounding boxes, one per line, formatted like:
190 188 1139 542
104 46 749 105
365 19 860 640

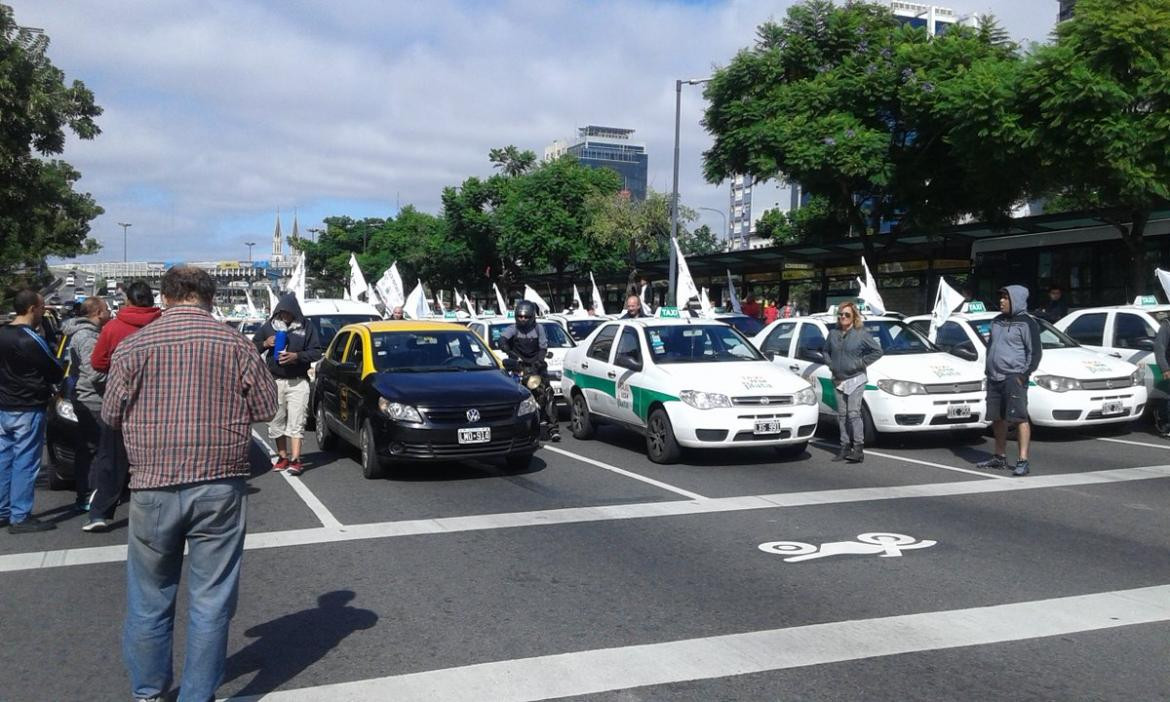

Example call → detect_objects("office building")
728 175 797 251
1058 0 1076 21
889 2 976 36
545 125 648 200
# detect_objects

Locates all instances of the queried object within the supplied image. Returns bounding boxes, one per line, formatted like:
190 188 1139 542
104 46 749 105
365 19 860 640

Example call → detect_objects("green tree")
701 0 1028 262
0 5 103 290
754 195 846 245
1021 0 1170 297
586 189 697 292
678 224 721 256
488 145 537 177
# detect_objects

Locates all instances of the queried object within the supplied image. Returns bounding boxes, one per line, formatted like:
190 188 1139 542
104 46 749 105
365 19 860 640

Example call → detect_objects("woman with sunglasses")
824 301 883 463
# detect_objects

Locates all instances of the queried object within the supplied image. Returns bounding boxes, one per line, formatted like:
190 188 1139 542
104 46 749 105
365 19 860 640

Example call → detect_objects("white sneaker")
82 518 109 533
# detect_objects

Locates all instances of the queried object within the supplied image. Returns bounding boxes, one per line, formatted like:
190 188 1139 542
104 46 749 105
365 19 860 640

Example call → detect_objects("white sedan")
1053 299 1170 406
907 313 1146 427
561 318 819 463
466 317 577 400
752 316 989 444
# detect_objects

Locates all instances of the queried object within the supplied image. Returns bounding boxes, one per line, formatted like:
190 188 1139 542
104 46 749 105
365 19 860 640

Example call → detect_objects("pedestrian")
0 290 64 533
60 296 111 511
1155 315 1170 437
763 299 779 324
389 305 405 320
977 285 1042 476
252 292 323 476
823 301 883 463
618 294 648 319
781 300 796 319
1036 285 1068 322
103 265 277 702
741 294 761 320
84 280 160 532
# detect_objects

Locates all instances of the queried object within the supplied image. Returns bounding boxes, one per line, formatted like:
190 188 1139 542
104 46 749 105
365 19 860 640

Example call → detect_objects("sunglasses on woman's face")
838 313 852 318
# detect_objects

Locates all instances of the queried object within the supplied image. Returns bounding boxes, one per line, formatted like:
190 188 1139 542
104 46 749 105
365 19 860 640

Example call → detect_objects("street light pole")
244 241 255 262
696 207 727 245
669 77 711 306
117 222 132 262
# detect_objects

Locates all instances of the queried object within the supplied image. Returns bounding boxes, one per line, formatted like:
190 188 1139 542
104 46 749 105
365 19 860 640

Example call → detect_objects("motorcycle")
503 357 561 442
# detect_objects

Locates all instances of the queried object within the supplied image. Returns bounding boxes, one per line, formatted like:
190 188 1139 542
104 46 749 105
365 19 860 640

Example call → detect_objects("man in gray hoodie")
978 285 1042 476
61 297 111 507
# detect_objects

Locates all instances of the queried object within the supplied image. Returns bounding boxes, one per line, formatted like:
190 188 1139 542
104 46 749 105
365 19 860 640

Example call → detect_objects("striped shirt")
102 305 278 489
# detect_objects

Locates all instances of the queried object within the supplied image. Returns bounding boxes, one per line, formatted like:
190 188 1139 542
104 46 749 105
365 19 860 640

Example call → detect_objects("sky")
13 0 1059 264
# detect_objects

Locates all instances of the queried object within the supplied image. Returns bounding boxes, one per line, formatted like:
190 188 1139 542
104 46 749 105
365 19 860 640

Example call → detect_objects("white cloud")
12 0 1058 263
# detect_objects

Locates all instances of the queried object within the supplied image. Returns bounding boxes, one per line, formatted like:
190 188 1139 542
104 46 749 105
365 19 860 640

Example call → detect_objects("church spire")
272 209 283 258
292 209 300 241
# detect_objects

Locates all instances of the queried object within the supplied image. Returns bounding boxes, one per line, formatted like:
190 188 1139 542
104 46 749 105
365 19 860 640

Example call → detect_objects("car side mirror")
1133 337 1155 351
950 344 979 362
337 361 358 374
799 349 825 364
615 353 642 372
502 357 519 372
764 351 775 362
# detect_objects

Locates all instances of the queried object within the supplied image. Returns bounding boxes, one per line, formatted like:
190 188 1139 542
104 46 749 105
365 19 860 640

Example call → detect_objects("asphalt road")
2 418 1169 702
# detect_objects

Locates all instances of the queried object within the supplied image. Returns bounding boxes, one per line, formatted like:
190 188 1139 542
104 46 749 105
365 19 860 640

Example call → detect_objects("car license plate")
457 428 491 444
947 405 972 419
754 420 782 435
553 386 563 396
1101 401 1124 416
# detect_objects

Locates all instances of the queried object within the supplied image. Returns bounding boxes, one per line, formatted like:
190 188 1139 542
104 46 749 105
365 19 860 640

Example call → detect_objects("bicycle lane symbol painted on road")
759 533 937 563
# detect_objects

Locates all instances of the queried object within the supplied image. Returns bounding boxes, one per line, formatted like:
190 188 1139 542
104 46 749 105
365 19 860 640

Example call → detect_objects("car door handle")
789 365 801 372
581 362 589 369
606 371 617 379
1108 352 1122 358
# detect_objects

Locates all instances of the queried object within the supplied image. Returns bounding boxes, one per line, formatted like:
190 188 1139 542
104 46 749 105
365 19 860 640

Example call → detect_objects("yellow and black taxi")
313 321 541 478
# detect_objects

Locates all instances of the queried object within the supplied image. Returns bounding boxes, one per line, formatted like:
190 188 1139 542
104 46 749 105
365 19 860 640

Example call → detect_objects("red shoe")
285 459 303 476
273 456 290 471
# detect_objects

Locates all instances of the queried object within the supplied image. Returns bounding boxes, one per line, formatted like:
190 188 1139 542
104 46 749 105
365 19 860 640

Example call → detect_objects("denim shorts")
987 375 1029 424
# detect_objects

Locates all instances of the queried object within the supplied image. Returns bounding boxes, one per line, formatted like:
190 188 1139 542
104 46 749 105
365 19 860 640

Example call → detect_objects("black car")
313 322 541 478
44 331 78 490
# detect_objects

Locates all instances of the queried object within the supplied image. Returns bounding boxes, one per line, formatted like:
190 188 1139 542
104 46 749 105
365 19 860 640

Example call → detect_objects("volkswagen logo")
953 384 960 393
466 408 481 423
760 397 771 406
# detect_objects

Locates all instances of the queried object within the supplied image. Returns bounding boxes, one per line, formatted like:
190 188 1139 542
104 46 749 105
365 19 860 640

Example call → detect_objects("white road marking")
1094 436 1170 451
222 584 1170 702
813 440 1008 480
759 532 937 562
4 464 1168 574
251 430 343 530
543 445 708 500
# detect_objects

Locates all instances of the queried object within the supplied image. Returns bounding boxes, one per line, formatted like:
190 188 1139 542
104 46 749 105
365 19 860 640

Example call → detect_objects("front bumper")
371 413 541 461
667 402 819 448
1029 385 1147 427
867 391 990 433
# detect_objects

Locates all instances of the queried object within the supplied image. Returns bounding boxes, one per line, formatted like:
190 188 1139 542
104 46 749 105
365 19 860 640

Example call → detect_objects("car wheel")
316 402 337 452
44 444 73 490
646 407 681 464
862 404 878 446
1153 405 1170 436
570 392 595 439
359 420 385 480
773 441 808 460
504 452 535 472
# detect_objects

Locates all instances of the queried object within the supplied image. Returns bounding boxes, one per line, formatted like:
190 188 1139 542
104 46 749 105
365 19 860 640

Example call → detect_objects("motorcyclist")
499 300 560 442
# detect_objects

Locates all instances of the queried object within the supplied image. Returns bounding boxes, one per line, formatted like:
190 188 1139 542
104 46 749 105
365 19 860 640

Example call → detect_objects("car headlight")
517 395 539 416
1130 369 1144 387
1033 375 1082 393
378 398 422 422
794 387 817 406
55 397 78 422
876 379 927 396
680 390 732 409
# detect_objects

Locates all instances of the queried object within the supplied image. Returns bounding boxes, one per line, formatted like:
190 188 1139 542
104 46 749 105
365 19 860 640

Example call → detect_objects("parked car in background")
547 314 608 342
466 317 577 401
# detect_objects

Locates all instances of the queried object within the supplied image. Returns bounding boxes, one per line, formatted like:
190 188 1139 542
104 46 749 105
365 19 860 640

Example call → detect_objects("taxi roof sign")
1135 295 1160 306
443 311 457 319
963 301 986 313
656 306 681 318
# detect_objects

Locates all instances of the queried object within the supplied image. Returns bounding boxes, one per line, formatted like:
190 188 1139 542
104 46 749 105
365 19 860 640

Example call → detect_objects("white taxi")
752 315 989 444
561 316 818 463
1053 297 1170 406
907 312 1146 427
466 317 577 401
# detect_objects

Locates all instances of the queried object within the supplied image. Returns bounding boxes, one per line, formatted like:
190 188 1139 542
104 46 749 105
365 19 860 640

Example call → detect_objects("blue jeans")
124 478 247 702
0 409 46 523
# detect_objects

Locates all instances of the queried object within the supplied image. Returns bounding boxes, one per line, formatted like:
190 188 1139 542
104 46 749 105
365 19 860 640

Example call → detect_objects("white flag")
404 280 431 319
589 272 606 316
494 283 509 315
699 286 715 318
1156 269 1170 303
266 284 279 313
285 255 306 302
434 289 446 315
244 287 259 318
928 277 966 342
375 262 405 309
726 270 743 314
639 282 652 314
457 289 477 320
523 285 551 315
347 254 368 302
856 257 886 316
572 284 586 315
672 237 704 311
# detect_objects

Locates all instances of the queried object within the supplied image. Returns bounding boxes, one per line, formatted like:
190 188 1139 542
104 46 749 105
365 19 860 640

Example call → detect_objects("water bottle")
273 320 288 356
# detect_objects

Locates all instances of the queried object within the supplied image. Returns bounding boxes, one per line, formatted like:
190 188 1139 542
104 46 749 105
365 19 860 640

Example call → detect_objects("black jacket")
251 294 324 379
824 326 884 381
0 323 65 410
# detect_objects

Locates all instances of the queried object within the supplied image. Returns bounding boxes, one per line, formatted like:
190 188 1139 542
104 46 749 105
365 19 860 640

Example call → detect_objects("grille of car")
1080 377 1133 390
923 381 983 394
421 403 516 424
398 434 536 458
731 395 794 406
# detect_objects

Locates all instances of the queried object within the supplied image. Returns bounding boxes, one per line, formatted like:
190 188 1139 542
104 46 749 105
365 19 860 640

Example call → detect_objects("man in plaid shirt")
103 266 277 702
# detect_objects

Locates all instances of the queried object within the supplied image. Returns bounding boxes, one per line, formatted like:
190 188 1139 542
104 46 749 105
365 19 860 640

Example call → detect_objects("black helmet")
515 300 538 330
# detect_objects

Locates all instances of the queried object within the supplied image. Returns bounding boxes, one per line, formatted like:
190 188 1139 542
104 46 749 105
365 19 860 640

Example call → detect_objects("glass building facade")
561 126 648 201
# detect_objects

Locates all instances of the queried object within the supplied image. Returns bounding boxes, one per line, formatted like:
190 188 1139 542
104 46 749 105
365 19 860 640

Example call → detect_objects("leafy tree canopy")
586 189 698 291
488 145 537 177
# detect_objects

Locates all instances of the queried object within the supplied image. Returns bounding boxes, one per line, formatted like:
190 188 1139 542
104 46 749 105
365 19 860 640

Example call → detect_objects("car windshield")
306 314 381 348
487 321 575 349
968 317 1078 350
371 330 499 372
722 316 765 336
862 320 937 355
565 318 606 341
643 324 764 364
